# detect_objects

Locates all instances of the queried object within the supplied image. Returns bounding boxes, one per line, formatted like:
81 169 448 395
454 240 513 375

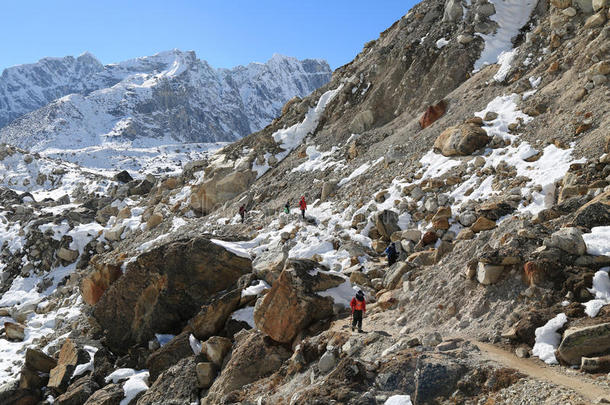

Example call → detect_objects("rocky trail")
475 341 610 403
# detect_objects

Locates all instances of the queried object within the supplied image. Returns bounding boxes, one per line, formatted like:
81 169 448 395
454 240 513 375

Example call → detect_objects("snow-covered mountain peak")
0 50 332 171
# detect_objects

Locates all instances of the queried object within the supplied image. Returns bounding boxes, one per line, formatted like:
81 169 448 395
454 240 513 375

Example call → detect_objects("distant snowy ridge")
0 50 331 151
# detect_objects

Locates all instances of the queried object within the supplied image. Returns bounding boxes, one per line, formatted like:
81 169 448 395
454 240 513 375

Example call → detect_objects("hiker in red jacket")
350 290 366 333
299 196 307 219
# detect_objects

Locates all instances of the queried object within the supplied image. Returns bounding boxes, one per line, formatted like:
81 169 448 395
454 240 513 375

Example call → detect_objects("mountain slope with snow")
0 50 331 152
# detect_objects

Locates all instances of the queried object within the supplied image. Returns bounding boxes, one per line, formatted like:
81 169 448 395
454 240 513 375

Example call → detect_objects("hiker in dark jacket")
385 242 398 267
239 205 246 223
299 196 307 219
350 290 366 332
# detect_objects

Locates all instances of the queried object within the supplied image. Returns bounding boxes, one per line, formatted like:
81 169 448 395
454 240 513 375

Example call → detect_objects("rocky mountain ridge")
0 50 331 150
0 0 609 404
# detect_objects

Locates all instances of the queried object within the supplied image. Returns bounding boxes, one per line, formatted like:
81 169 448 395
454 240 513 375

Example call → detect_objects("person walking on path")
284 201 290 214
239 205 246 223
299 196 307 219
385 242 398 267
350 290 366 333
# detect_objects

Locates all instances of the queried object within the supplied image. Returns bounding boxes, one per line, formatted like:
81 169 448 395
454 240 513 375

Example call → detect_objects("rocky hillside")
0 50 331 149
0 0 609 404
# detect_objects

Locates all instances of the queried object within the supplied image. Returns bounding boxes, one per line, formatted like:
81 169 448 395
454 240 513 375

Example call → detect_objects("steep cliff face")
0 50 331 151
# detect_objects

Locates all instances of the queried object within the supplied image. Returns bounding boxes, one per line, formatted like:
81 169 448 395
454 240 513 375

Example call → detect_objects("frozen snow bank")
474 0 536 71
583 267 610 317
211 239 252 259
583 226 610 256
493 49 518 82
231 306 255 328
385 395 413 405
532 313 567 365
338 157 383 186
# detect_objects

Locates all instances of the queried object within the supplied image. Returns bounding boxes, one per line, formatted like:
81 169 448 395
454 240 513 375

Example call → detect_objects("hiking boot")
358 329 363 333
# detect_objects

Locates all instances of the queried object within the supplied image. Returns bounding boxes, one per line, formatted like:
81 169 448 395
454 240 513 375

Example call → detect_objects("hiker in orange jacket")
350 290 366 333
299 196 307 219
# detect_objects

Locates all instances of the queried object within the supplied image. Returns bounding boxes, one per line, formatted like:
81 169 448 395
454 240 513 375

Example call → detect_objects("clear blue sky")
0 0 418 72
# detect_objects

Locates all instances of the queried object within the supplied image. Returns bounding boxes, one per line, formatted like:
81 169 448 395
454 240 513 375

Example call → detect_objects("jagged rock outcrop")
253 259 343 343
204 330 291 402
93 237 251 352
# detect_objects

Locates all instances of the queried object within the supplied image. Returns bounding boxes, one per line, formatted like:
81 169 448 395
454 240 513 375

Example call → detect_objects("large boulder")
557 323 610 365
545 227 586 256
136 357 199 405
376 210 400 240
253 259 342 343
80 258 123 306
146 332 193 383
433 123 489 156
419 100 447 129
572 191 610 229
188 289 241 340
201 336 233 367
383 262 412 290
83 383 123 405
190 169 255 214
93 238 251 352
48 339 90 394
442 0 464 22
204 331 291 403
55 376 99 405
252 247 288 285
413 356 467 404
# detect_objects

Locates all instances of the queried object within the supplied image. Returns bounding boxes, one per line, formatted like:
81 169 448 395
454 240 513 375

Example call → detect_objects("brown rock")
25 348 57 373
202 336 233 367
377 290 400 310
584 11 606 28
49 339 89 394
432 217 450 230
204 331 291 402
421 230 438 245
146 213 163 229
146 332 193 383
5 322 25 341
57 247 79 263
116 207 131 220
189 289 241 340
196 362 217 389
419 100 447 129
523 260 557 286
558 323 610 365
581 355 610 373
551 0 572 8
83 383 123 405
253 260 341 343
55 376 99 405
375 210 400 240
137 357 199 405
471 217 496 232
190 169 255 214
407 250 437 266
80 258 123 306
465 116 483 126
456 228 474 240
93 237 251 352
433 123 489 156
572 190 610 229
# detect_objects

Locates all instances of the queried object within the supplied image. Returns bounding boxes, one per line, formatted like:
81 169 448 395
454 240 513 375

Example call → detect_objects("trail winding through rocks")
330 310 610 402
474 341 610 403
